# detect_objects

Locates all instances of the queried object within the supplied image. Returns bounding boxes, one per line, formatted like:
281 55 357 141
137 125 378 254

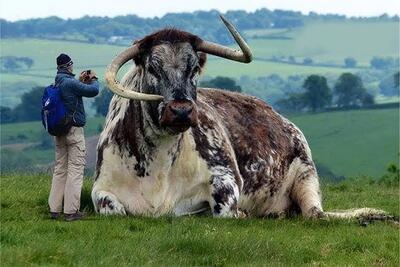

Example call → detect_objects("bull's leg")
91 186 126 216
290 159 324 218
209 167 240 217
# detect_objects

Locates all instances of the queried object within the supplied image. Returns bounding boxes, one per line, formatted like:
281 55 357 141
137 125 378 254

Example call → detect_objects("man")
48 53 99 221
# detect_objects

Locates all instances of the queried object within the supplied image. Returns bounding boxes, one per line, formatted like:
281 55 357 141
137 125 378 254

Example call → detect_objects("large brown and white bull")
92 16 390 221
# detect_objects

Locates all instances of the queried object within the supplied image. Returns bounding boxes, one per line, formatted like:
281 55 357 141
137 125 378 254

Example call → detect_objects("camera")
80 69 97 84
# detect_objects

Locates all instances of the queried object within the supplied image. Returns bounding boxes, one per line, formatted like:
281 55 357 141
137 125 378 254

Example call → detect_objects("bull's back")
198 88 303 194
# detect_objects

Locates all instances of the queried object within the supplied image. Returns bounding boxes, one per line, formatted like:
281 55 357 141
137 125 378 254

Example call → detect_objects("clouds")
1 0 399 21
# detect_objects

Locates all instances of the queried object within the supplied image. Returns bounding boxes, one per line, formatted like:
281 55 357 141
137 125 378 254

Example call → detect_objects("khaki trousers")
48 126 86 214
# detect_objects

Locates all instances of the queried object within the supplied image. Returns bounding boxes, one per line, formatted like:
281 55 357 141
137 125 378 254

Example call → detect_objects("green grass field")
245 21 399 66
290 107 399 178
1 20 397 87
0 174 398 266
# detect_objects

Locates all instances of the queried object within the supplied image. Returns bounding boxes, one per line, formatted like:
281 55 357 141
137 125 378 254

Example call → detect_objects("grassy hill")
245 21 399 66
1 107 398 178
0 174 398 266
290 107 399 178
1 20 398 105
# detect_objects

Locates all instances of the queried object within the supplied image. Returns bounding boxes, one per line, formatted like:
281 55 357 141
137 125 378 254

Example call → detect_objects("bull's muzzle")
160 100 198 133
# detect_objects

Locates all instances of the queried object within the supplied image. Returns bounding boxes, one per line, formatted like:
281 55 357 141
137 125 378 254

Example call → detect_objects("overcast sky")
1 0 399 21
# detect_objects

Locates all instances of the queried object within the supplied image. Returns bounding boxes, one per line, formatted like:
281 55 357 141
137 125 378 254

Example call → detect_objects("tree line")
275 72 399 112
0 56 34 72
1 9 398 45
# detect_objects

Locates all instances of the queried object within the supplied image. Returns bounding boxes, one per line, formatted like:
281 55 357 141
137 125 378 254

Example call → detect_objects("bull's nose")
169 105 193 120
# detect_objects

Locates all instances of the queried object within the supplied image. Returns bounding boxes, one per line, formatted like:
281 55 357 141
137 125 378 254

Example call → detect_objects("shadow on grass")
81 181 95 213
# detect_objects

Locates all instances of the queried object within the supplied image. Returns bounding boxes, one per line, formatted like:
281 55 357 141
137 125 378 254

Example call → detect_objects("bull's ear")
198 52 207 69
133 50 145 66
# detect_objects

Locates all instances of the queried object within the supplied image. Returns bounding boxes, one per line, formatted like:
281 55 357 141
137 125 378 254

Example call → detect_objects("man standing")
48 53 99 221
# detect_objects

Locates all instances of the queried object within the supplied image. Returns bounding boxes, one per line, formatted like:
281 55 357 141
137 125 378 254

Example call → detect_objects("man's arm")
67 79 99 97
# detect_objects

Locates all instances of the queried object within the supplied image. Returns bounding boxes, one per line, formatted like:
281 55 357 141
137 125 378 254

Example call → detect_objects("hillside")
291 107 399 178
0 174 398 266
1 20 398 107
1 107 398 178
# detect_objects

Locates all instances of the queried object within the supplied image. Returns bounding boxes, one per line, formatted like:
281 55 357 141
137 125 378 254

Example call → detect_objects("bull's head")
105 15 252 134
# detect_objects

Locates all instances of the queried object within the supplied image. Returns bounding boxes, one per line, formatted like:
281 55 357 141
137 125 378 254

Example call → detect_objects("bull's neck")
130 68 183 147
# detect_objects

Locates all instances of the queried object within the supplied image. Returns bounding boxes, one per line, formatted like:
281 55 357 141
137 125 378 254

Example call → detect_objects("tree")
93 87 113 116
344 57 357 68
0 56 34 72
334 73 372 107
370 56 395 69
0 106 14 123
1 57 19 72
379 72 399 96
361 93 375 106
13 86 43 122
200 76 241 92
275 93 306 112
302 75 332 112
303 57 313 65
19 57 34 69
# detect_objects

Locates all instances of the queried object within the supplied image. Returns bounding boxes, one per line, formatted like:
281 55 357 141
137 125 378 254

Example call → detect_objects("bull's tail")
324 208 399 226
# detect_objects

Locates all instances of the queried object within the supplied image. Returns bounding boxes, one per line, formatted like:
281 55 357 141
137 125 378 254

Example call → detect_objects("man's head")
57 53 73 73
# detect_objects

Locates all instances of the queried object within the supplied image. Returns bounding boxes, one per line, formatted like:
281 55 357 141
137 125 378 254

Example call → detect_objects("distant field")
291 107 399 178
1 20 397 91
0 174 398 266
245 21 399 66
1 107 398 178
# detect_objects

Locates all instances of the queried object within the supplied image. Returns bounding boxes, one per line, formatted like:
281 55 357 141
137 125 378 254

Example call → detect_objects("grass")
244 21 399 66
0 174 398 266
291 107 399 178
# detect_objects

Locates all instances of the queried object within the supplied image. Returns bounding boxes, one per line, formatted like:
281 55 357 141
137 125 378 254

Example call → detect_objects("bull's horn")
196 15 253 63
104 44 164 101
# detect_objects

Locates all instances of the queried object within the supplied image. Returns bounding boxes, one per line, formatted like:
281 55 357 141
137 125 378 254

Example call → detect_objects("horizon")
0 0 399 22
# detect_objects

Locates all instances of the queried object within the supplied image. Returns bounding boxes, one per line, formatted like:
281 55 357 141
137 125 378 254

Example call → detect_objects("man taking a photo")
48 53 99 221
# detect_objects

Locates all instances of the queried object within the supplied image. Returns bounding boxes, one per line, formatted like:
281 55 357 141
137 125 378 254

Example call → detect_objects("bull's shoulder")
196 88 310 180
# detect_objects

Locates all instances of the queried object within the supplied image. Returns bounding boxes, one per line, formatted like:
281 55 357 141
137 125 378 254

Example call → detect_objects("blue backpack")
41 83 72 136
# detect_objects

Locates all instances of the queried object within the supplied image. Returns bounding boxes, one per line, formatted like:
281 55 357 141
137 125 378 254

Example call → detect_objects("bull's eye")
193 66 200 75
147 65 158 77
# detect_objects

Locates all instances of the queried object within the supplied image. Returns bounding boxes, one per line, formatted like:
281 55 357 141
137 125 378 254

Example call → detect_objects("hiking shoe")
64 211 86 222
50 212 61 220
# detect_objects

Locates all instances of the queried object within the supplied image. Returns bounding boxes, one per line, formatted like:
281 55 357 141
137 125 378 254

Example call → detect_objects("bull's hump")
197 88 277 126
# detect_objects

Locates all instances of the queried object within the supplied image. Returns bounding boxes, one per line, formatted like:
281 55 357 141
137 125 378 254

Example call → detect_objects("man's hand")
79 70 98 84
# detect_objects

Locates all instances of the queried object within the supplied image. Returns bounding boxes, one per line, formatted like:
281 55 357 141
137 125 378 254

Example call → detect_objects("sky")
0 0 399 21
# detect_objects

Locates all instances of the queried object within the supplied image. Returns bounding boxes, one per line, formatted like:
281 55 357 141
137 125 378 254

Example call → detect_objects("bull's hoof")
95 191 126 216
307 206 325 219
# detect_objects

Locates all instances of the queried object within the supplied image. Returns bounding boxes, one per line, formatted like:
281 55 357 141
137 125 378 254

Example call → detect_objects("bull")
92 16 391 222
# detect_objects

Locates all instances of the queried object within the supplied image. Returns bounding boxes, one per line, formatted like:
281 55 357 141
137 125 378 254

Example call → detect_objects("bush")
379 163 400 186
370 56 397 70
344 57 357 68
200 76 241 92
303 57 313 65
